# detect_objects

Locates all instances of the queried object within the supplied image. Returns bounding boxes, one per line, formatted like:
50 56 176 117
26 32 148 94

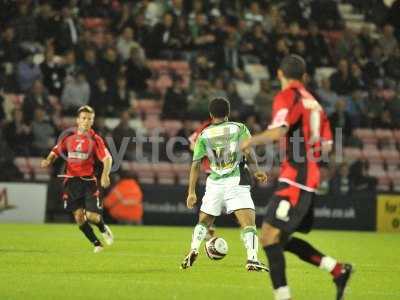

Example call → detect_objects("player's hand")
101 173 110 188
40 159 50 168
186 193 197 209
254 171 268 183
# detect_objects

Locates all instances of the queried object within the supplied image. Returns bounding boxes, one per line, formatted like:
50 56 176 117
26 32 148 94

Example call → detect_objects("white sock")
190 223 207 251
320 256 337 272
274 286 291 300
242 226 258 261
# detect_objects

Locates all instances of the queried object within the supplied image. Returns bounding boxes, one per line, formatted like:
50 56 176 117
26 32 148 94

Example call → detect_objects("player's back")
194 121 251 180
271 82 333 191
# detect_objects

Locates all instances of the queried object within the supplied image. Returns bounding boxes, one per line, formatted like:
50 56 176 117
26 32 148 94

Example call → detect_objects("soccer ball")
205 237 228 260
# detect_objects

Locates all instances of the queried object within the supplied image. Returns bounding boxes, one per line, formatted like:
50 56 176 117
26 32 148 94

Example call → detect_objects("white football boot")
102 225 114 246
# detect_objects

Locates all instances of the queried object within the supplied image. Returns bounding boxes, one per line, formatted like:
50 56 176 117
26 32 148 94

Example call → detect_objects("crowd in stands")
0 0 400 192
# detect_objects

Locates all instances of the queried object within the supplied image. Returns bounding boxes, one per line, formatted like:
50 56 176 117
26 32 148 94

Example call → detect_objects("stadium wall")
0 182 47 223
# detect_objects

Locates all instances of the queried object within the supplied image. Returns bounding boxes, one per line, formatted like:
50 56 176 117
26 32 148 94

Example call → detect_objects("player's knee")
260 223 281 246
86 212 100 223
73 211 86 225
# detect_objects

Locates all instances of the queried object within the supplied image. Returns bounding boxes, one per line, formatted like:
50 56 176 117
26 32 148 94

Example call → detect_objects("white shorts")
200 176 255 216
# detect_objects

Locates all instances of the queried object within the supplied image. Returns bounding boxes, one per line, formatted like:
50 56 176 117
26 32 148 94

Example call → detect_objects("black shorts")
62 177 102 214
263 183 314 234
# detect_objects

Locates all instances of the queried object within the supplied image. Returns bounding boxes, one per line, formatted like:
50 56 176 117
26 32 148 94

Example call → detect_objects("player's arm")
100 155 112 188
241 126 288 150
244 146 267 183
94 134 112 188
187 135 206 208
40 151 58 168
187 159 201 209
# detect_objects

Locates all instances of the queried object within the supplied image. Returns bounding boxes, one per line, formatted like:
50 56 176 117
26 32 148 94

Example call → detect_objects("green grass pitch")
0 224 399 300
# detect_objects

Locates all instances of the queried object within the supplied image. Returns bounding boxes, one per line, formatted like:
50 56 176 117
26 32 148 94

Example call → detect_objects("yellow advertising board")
377 195 400 232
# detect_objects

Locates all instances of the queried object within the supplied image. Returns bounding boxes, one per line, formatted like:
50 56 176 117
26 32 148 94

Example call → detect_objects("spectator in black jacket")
125 45 151 97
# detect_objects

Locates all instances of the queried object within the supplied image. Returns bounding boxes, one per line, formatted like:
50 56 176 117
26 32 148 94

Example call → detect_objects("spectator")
347 90 367 128
40 46 66 97
254 79 274 123
335 27 361 59
112 2 136 33
384 46 400 80
16 50 41 93
30 107 56 156
244 1 264 27
316 77 340 116
93 116 112 138
116 27 139 62
23 79 53 123
187 80 212 120
215 34 242 75
12 1 37 43
349 160 377 193
305 22 331 67
245 114 262 135
100 47 121 90
112 111 136 160
90 78 113 117
4 109 32 156
329 162 350 195
104 172 143 224
379 24 398 57
363 45 385 85
226 81 243 121
55 5 79 54
150 13 178 58
192 54 215 81
79 47 101 90
125 45 152 97
36 2 58 44
162 78 188 120
240 23 271 66
329 99 353 141
0 26 19 65
111 75 135 116
61 71 90 114
329 59 358 95
63 49 79 80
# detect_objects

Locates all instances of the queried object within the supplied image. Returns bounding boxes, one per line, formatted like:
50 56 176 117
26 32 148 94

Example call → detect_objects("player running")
41 105 114 253
181 97 268 272
241 55 353 300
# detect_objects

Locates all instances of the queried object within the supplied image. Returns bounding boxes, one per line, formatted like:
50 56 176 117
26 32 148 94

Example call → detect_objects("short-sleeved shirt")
269 82 333 194
51 128 110 177
193 121 251 180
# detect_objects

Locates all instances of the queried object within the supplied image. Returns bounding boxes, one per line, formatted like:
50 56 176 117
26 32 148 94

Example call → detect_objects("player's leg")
73 208 103 252
234 208 268 272
84 180 114 246
261 222 290 300
181 212 215 269
86 211 114 245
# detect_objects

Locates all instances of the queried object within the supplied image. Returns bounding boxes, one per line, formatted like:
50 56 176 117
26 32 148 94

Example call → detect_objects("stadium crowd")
0 0 399 192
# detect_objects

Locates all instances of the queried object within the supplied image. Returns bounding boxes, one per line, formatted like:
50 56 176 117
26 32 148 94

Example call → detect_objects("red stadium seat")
163 120 183 137
29 157 50 181
132 162 156 184
353 128 377 144
343 147 363 161
172 163 191 185
362 148 382 164
156 162 175 185
14 157 32 180
381 149 400 165
388 170 400 192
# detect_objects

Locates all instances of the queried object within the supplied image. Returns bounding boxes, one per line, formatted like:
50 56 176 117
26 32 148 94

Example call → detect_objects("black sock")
79 221 101 246
94 217 106 233
264 244 287 289
284 237 324 267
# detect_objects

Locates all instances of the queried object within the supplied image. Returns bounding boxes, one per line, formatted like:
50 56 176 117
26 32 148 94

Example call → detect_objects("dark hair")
209 97 230 118
279 54 306 80
77 105 95 116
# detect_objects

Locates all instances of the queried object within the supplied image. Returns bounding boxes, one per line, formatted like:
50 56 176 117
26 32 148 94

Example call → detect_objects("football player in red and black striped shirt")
242 55 353 300
41 106 114 253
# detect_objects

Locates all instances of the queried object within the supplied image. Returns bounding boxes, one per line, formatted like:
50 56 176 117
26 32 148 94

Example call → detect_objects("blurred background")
0 0 399 232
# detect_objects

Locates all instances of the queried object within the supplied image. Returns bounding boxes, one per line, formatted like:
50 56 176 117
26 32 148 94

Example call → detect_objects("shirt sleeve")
239 124 251 141
51 136 67 157
94 134 111 161
321 112 333 144
268 91 293 129
192 135 207 161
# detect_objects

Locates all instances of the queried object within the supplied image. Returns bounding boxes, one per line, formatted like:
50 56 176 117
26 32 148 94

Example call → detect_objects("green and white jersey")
193 121 251 180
